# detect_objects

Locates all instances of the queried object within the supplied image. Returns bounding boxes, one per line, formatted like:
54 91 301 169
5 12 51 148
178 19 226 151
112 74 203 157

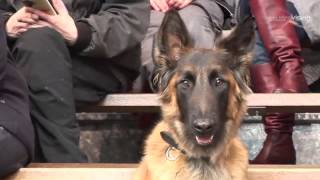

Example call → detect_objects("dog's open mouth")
195 135 214 145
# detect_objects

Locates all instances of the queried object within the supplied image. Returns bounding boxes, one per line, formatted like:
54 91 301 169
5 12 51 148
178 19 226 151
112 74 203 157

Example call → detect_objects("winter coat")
0 16 34 162
0 0 150 59
0 0 150 90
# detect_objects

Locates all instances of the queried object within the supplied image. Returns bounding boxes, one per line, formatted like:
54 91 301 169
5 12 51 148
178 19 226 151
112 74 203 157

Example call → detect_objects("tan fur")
135 72 249 180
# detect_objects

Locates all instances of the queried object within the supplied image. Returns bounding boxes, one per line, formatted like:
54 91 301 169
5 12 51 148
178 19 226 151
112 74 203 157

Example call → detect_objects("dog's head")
151 10 254 157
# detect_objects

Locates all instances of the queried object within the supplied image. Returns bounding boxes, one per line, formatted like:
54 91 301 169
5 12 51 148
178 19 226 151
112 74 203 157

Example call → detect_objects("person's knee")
14 27 67 56
0 127 29 178
178 5 216 48
12 28 72 85
179 5 210 30
12 28 71 70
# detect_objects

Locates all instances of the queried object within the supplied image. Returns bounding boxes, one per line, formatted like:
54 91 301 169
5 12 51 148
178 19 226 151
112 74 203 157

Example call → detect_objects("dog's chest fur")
183 158 231 180
142 121 236 180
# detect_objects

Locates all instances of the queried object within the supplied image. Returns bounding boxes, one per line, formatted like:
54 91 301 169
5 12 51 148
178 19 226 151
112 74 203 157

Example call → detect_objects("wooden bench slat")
28 163 137 168
5 164 320 180
79 93 320 113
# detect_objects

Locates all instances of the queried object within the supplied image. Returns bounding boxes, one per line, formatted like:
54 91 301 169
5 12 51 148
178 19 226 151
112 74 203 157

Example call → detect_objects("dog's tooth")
195 135 214 145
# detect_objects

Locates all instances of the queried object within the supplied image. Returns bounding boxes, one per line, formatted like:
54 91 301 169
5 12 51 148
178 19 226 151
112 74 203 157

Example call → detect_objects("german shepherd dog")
135 10 254 180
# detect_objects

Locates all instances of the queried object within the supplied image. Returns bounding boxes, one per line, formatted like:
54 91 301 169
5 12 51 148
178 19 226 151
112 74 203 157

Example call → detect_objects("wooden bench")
5 95 320 180
5 164 320 180
80 93 320 114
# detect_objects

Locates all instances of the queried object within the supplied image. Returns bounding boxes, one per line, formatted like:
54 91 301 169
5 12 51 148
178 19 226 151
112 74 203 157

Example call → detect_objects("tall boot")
250 0 309 93
250 63 296 164
249 0 309 164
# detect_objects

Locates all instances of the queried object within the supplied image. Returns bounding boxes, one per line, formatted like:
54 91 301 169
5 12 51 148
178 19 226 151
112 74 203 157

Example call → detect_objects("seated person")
133 0 235 92
0 0 149 162
0 15 34 178
245 0 320 164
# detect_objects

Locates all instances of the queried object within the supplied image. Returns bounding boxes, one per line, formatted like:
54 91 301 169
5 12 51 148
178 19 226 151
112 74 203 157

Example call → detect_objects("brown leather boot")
250 0 309 93
249 0 310 164
250 63 296 164
254 113 296 164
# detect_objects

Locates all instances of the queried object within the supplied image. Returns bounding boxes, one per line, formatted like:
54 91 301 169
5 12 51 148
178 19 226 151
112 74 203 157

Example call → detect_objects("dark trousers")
11 27 123 162
132 5 217 92
0 127 28 178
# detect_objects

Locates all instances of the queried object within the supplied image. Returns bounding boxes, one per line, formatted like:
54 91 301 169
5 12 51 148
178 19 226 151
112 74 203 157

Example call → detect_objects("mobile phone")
22 0 57 15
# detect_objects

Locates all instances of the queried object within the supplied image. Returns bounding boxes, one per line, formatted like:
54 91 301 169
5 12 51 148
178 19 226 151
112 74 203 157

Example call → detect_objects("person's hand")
27 0 78 45
167 0 193 9
6 7 39 38
150 0 170 12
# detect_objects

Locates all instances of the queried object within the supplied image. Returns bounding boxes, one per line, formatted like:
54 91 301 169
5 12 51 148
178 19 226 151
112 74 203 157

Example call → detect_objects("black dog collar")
160 131 211 162
160 131 186 155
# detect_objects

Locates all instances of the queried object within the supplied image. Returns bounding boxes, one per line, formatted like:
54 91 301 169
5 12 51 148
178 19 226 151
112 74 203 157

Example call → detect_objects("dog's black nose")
193 120 213 133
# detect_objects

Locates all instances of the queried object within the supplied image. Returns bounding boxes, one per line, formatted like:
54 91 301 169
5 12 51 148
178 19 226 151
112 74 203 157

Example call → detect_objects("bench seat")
5 164 320 180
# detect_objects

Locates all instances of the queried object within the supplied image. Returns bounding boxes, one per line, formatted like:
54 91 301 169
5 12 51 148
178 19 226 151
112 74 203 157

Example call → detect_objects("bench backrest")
79 93 320 114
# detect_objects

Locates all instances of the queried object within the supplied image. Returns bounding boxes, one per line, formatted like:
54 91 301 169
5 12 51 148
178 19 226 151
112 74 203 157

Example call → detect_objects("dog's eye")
215 77 224 87
180 79 193 89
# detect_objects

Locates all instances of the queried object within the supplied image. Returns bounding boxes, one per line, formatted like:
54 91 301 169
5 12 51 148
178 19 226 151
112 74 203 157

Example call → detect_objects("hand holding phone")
22 0 57 15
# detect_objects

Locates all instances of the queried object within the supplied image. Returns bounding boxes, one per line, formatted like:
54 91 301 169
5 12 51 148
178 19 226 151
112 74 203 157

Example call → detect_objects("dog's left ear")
215 17 255 93
215 16 255 66
151 10 193 92
153 10 193 63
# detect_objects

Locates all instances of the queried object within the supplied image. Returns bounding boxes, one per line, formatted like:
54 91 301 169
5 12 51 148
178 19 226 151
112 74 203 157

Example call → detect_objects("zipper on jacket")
215 0 234 18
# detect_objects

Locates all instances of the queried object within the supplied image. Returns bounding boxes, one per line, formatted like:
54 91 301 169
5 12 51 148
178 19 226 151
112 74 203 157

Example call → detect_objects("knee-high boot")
250 0 309 93
249 0 309 164
251 64 296 164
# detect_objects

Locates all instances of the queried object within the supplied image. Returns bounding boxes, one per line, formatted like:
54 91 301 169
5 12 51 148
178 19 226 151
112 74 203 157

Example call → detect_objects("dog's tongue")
195 135 214 145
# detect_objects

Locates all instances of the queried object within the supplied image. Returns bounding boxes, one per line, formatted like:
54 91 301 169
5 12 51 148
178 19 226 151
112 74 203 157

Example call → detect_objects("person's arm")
0 0 14 22
0 16 7 83
1 1 40 39
75 1 150 59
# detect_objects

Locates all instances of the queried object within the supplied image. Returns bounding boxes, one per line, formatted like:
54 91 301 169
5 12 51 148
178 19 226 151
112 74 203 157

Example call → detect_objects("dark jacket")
0 0 150 90
0 0 150 58
0 16 34 162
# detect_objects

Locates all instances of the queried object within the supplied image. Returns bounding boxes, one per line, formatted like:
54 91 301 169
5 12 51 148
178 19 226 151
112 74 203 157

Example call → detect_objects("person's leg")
0 127 28 178
136 6 217 92
250 0 308 93
11 27 87 162
72 56 123 105
72 45 147 162
72 43 142 105
132 10 165 92
249 0 309 164
250 62 296 164
178 5 216 49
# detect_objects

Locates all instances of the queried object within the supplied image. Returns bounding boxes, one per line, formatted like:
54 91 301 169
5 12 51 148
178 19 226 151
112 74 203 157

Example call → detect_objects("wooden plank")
5 164 320 180
249 165 320 180
79 93 161 113
247 93 320 113
79 93 320 113
28 163 137 168
5 168 135 180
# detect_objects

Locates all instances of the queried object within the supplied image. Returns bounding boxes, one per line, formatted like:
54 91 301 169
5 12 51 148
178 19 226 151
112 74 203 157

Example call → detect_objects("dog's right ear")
151 10 193 92
214 17 255 94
